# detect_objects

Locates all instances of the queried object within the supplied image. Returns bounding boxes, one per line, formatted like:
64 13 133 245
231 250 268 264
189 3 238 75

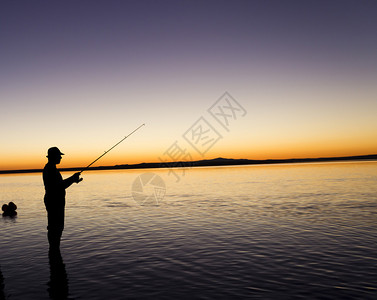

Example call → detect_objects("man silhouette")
43 147 82 249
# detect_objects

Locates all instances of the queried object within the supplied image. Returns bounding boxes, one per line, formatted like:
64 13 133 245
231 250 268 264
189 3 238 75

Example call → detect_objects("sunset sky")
1 0 377 170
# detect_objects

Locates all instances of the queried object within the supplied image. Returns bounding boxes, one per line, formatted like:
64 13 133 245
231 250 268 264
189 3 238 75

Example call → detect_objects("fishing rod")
79 123 145 174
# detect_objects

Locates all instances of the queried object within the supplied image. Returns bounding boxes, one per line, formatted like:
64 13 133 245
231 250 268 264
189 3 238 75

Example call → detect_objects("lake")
1 161 377 299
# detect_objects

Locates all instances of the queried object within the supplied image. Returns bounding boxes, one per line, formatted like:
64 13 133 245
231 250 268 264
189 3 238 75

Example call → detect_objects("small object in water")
2 202 17 217
1 204 7 212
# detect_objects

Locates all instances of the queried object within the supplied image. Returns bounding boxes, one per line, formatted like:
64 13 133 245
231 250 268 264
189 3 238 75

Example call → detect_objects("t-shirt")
43 162 66 204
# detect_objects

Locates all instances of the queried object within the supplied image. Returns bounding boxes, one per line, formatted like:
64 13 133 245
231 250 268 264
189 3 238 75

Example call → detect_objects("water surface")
1 162 377 299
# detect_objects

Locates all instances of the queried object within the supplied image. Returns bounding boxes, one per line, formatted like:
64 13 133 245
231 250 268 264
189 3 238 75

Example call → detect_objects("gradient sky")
1 0 377 170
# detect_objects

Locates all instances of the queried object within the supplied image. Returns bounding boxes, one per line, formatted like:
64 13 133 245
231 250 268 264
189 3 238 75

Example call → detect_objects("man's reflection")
0 266 5 300
47 249 69 299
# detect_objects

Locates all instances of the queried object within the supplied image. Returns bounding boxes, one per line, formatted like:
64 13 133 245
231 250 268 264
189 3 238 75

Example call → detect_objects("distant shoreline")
1 154 376 175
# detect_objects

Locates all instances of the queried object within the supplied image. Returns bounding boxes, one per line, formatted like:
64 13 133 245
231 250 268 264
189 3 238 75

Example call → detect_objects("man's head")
47 147 64 164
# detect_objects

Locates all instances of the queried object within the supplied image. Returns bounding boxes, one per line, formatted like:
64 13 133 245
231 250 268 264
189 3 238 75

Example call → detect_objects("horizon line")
1 153 376 175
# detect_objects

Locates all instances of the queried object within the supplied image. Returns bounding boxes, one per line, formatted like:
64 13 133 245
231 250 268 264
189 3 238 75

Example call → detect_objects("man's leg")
47 206 65 249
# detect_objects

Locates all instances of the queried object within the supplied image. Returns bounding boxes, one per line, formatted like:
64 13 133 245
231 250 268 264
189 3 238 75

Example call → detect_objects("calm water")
1 162 377 299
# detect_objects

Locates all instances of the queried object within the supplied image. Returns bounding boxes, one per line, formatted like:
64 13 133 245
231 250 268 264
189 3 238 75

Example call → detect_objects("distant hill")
1 154 376 174
116 154 377 169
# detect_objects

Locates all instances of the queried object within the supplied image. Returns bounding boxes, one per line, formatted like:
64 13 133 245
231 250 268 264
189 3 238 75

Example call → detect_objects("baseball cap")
47 147 64 157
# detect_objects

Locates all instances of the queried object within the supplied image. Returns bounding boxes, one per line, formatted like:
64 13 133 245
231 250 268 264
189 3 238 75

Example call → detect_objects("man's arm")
63 172 82 189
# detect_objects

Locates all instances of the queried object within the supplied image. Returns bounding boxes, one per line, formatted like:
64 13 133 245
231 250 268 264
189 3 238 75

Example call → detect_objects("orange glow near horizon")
1 66 377 171
1 142 376 171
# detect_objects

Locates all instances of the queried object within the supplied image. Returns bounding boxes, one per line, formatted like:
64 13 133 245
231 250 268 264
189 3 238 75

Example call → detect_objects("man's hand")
73 172 83 183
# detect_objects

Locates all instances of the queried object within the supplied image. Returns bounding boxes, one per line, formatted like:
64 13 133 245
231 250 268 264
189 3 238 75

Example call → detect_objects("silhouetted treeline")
1 154 376 175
